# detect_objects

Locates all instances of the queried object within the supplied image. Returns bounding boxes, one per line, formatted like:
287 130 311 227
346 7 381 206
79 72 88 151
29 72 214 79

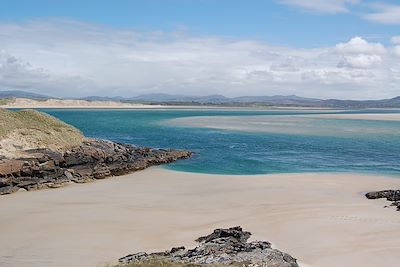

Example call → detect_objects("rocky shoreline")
0 139 192 195
366 190 400 211
118 226 299 267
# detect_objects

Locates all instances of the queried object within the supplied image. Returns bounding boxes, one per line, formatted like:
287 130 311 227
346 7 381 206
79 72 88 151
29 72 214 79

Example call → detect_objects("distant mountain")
192 94 230 103
130 93 191 102
81 96 126 101
128 93 326 106
2 90 400 108
0 90 52 99
230 95 323 105
323 96 400 108
130 94 229 103
129 93 323 105
129 93 400 108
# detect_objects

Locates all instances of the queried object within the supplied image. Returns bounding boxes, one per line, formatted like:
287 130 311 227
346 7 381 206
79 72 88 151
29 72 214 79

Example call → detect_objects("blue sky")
0 0 399 99
0 0 398 47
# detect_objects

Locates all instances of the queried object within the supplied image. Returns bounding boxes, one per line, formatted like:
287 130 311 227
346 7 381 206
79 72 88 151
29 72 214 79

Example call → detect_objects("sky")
0 0 399 99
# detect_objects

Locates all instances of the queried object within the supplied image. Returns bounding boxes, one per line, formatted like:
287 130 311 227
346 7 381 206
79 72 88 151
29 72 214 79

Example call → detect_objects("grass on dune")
0 98 14 106
0 109 84 153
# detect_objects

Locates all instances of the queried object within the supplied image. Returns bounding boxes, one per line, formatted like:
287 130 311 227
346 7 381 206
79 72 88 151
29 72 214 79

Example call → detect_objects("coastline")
0 98 343 111
1 168 399 267
0 104 343 111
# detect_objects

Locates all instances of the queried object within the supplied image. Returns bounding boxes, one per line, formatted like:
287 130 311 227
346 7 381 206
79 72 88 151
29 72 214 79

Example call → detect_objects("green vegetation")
0 109 84 154
0 98 14 105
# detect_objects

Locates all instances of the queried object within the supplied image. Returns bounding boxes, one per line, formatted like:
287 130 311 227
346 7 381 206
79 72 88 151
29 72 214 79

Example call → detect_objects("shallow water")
39 108 400 176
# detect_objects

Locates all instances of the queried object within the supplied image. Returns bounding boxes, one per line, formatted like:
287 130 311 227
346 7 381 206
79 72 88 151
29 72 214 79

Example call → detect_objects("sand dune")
0 98 161 109
0 168 400 267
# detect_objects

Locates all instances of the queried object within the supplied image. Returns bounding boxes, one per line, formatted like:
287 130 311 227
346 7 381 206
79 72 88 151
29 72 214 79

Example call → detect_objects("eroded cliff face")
0 139 192 195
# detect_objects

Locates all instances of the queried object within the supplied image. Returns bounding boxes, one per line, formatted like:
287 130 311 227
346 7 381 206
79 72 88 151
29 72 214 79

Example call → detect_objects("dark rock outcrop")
0 139 192 195
366 190 400 211
119 226 299 267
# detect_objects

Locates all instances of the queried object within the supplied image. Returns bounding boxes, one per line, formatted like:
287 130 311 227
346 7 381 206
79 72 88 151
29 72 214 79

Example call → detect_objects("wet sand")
305 113 400 121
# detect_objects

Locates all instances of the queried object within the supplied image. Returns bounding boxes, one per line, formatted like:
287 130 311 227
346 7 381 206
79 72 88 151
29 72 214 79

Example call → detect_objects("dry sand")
0 98 162 109
1 168 400 267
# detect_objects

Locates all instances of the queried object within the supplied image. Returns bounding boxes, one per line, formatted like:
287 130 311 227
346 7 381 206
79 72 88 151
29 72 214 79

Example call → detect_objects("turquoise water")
39 109 400 176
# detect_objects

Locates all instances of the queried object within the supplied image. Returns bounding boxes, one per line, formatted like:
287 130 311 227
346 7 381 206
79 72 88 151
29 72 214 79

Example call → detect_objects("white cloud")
336 37 386 55
301 69 375 84
338 54 383 69
336 37 386 69
391 36 400 44
394 46 400 57
0 51 50 88
364 3 400 24
0 20 399 99
278 0 360 13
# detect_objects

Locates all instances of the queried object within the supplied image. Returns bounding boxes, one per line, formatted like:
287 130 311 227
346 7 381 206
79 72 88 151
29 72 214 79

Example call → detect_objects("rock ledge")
0 139 192 195
119 226 299 267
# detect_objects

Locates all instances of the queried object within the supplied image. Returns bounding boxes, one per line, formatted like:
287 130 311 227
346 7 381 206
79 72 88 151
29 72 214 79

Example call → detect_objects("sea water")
40 108 400 176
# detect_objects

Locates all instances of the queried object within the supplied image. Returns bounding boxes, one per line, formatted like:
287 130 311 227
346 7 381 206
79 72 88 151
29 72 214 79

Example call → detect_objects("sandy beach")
0 98 163 109
0 168 400 267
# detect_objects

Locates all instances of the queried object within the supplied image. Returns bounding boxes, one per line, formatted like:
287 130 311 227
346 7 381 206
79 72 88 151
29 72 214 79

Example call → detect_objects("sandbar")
304 113 400 121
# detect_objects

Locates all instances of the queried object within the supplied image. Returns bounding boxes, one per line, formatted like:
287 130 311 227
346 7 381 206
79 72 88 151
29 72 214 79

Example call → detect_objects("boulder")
0 185 19 195
119 226 299 267
366 190 400 211
366 190 400 201
0 176 12 187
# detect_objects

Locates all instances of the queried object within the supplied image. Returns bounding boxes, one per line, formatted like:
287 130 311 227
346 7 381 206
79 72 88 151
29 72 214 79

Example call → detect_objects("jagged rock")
366 190 400 201
92 164 111 179
64 170 74 179
26 148 64 163
0 160 25 176
118 226 299 267
195 226 251 243
0 176 12 187
0 185 19 195
366 190 400 211
39 160 56 171
0 139 192 195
